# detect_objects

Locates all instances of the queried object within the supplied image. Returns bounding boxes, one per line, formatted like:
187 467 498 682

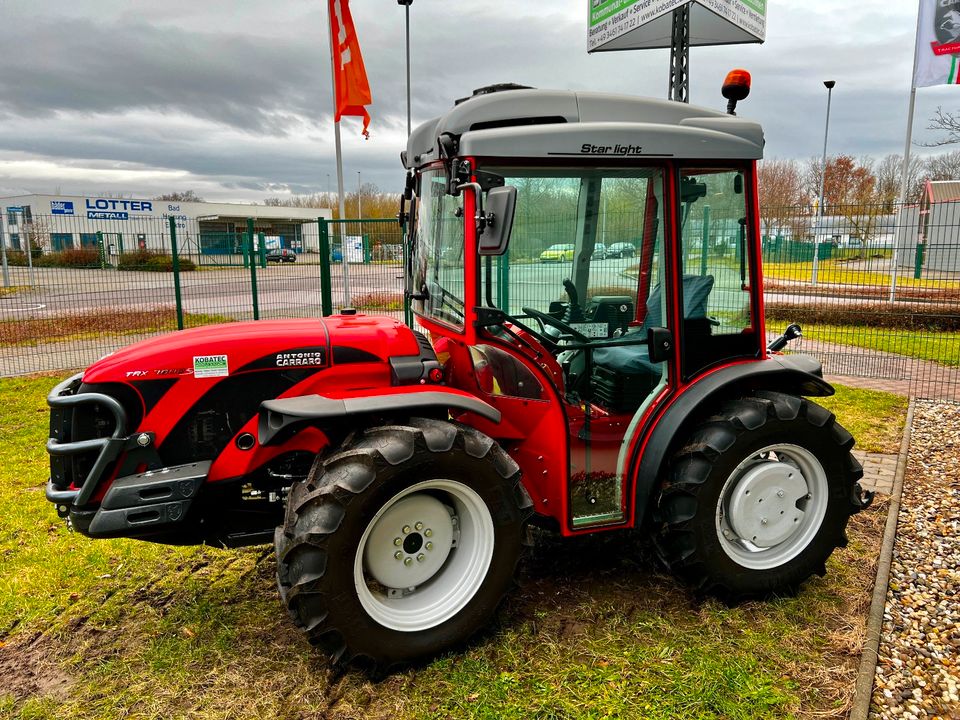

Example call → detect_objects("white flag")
914 0 960 87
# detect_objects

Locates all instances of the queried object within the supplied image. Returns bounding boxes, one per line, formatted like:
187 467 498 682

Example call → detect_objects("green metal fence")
3 206 959 401
0 214 407 376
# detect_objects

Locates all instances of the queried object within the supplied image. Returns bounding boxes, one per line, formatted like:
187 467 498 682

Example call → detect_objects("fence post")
700 205 711 276
498 253 510 313
169 217 184 330
247 218 260 321
914 243 924 280
96 231 106 269
318 218 333 316
258 232 266 269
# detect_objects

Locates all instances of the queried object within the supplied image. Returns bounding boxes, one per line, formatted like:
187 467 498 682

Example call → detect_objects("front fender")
258 387 501 445
632 354 833 525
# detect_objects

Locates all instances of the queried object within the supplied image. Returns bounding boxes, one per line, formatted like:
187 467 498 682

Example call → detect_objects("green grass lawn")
799 324 960 368
764 260 959 290
0 377 895 719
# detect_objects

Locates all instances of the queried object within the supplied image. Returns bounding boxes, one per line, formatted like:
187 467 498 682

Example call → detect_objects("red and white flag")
914 0 960 87
329 0 373 137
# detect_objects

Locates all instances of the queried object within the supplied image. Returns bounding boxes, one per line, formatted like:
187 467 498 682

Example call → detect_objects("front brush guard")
45 372 129 508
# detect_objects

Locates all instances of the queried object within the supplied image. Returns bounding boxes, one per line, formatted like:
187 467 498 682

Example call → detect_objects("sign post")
587 0 767 101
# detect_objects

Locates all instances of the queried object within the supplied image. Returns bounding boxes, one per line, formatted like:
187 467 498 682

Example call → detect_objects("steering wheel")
521 306 591 344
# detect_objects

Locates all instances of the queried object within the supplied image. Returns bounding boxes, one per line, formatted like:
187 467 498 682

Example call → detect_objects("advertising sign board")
344 235 364 264
588 0 766 53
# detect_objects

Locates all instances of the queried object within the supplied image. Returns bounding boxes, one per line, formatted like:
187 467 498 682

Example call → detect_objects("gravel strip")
872 400 960 719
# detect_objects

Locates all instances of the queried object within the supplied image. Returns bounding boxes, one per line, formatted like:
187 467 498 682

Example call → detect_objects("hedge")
117 251 195 272
766 301 960 332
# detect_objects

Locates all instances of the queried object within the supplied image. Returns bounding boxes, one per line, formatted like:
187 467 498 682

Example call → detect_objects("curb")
849 397 915 720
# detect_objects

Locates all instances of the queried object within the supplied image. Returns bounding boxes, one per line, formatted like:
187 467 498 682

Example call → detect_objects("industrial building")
0 194 332 256
895 180 960 273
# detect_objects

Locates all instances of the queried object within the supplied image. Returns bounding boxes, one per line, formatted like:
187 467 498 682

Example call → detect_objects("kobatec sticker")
193 354 229 378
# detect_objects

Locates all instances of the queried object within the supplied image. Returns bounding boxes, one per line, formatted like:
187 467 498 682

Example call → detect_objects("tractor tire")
654 392 865 601
275 418 531 670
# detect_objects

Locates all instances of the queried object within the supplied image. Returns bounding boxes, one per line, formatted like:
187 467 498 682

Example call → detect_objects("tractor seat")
592 274 715 377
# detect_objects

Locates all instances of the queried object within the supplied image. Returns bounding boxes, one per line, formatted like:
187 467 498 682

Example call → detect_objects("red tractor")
45 79 869 671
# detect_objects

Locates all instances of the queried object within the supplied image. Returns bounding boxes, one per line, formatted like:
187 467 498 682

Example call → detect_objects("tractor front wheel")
655 392 865 600
275 418 531 670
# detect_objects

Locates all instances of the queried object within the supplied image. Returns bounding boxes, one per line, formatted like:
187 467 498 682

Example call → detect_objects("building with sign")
0 194 333 256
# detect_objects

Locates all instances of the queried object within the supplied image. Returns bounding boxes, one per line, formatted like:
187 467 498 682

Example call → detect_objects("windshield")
410 168 465 329
479 166 665 332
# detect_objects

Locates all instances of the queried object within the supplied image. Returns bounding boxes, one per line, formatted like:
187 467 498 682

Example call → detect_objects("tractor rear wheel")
275 418 531 670
654 392 865 600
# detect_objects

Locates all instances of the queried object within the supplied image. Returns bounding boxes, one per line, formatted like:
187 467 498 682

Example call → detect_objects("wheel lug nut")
777 490 785 498
417 553 425 562
760 518 768 525
394 537 402 546
394 551 402 560
425 542 433 551
424 529 432 537
402 525 411 534
415 521 424 531
404 557 413 566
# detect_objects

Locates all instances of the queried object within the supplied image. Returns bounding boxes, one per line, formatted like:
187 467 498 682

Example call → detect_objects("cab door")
673 166 762 380
565 170 677 531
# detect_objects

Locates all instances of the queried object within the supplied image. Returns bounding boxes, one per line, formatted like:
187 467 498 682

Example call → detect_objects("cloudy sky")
0 0 954 203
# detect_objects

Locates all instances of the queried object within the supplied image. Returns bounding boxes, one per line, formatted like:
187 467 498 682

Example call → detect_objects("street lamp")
812 80 835 287
397 0 413 137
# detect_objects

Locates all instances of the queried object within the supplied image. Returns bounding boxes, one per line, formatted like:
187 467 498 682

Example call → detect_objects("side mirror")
479 185 516 256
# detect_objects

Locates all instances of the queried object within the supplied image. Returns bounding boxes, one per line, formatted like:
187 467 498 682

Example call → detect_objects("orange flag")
329 0 372 138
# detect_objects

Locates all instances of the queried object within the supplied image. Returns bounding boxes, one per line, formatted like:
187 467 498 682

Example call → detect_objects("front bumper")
46 372 129 509
45 373 208 539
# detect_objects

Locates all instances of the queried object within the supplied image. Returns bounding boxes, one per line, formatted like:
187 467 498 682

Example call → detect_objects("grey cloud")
0 0 946 201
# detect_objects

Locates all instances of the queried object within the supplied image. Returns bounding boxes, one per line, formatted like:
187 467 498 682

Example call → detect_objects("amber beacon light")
722 69 752 115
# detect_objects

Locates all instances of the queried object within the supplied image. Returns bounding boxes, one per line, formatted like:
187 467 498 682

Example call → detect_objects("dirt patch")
0 631 73 702
0 308 174 345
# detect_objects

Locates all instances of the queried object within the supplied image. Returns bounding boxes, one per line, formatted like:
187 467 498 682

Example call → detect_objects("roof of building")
404 87 764 169
927 180 960 204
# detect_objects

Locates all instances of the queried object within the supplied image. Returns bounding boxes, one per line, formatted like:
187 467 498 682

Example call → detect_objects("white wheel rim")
354 479 495 632
715 443 829 570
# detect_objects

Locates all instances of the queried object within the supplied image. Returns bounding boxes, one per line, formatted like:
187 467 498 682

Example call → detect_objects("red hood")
83 315 420 384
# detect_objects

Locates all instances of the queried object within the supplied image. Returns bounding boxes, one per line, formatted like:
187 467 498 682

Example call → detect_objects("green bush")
766 300 960 332
117 251 195 272
34 248 101 267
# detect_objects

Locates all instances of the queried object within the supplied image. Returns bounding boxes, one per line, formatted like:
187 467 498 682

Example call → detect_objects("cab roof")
403 87 764 169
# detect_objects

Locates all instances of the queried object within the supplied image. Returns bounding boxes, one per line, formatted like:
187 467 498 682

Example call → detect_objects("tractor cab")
402 84 766 531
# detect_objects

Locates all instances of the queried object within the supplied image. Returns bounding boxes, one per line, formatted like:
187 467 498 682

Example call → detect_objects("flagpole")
327 0 351 308
890 4 923 302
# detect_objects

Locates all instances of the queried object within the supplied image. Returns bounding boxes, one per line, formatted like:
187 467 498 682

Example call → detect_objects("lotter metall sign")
588 0 766 53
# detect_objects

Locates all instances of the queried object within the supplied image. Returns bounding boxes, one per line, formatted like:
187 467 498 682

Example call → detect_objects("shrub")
34 248 101 267
766 300 960 332
117 251 195 272
351 291 403 310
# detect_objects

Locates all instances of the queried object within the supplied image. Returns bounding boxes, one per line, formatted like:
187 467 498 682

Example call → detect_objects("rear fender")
631 354 833 525
258 387 501 446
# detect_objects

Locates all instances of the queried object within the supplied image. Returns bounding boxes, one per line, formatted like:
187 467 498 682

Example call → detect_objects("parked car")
592 243 607 260
539 243 575 262
266 248 297 263
607 242 636 258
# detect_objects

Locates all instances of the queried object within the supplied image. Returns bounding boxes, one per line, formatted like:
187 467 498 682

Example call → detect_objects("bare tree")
924 106 960 146
757 158 805 239
922 149 960 182
264 185 400 220
155 190 204 202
